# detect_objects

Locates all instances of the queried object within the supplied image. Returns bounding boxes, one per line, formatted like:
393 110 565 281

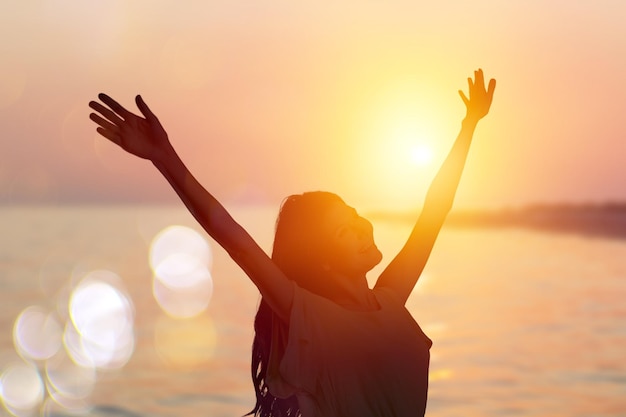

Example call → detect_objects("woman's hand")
89 94 172 162
459 69 496 122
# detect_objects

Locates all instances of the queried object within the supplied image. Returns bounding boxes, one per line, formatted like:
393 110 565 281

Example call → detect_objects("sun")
386 121 437 170
409 144 434 166
343 77 452 209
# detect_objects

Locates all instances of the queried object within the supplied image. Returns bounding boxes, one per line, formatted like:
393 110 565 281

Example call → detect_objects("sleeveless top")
266 283 432 417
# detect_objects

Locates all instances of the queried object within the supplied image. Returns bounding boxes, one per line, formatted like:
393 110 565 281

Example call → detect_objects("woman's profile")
89 69 495 417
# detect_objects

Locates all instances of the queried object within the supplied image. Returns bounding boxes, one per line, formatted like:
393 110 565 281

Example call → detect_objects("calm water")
1 205 625 417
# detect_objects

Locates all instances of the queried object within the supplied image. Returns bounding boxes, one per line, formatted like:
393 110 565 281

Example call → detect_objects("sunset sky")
1 1 625 210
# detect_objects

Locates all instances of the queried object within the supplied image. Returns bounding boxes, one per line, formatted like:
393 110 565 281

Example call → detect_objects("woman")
89 69 495 416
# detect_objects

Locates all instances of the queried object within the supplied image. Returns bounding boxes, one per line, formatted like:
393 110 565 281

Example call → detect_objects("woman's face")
318 202 383 279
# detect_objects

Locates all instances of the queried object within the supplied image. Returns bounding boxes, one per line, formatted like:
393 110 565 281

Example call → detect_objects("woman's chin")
367 248 383 270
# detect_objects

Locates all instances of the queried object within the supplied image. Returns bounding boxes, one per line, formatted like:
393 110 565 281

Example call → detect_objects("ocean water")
1 205 625 417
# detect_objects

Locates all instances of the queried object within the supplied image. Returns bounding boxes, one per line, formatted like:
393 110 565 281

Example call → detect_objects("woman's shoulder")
372 285 405 307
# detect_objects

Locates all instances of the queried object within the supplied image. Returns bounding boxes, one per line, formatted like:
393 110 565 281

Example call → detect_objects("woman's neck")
325 271 380 311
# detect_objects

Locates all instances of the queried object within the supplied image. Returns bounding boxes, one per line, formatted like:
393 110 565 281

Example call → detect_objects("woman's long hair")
247 192 344 417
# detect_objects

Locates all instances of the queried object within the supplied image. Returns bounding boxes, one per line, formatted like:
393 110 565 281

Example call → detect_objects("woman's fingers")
474 68 484 87
89 100 125 126
90 112 125 146
96 126 122 145
89 112 118 133
98 93 132 119
458 90 470 107
135 95 156 122
467 69 495 102
487 78 496 96
458 69 496 119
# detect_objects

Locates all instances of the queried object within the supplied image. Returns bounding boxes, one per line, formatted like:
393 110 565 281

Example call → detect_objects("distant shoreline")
3 202 626 241
368 203 626 240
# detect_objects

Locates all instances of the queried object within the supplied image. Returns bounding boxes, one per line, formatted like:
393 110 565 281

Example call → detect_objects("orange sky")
1 1 625 210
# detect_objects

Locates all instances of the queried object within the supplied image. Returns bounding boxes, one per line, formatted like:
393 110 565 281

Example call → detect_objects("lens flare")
155 252 211 289
45 350 96 401
0 362 44 415
13 306 62 361
152 273 213 318
70 279 130 344
67 271 135 369
150 225 214 317
150 225 212 271
62 321 93 369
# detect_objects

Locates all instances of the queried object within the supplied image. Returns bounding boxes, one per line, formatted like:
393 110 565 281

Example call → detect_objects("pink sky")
1 1 625 210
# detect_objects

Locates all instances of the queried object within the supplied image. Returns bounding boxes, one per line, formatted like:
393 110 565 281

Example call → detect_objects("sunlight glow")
386 119 436 169
410 145 434 166
346 77 450 209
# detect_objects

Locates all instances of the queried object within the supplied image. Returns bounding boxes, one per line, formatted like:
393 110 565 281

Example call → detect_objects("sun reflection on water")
1 221 219 416
2 268 137 416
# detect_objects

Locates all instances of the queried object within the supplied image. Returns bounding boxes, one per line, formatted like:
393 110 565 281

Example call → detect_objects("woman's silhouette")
89 69 495 417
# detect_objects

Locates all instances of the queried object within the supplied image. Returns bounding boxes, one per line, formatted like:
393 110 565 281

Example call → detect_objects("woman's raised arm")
375 69 496 304
89 94 293 320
